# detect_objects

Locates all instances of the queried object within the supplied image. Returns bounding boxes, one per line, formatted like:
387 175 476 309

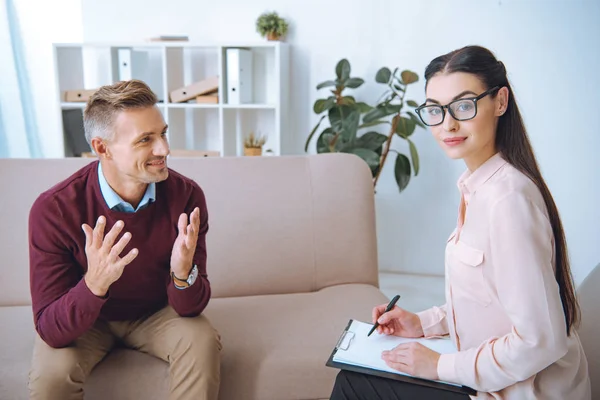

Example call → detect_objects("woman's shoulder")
487 163 547 214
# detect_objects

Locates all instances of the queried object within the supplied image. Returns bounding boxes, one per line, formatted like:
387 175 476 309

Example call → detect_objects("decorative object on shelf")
196 93 218 104
170 76 219 103
63 89 97 102
243 131 267 156
256 11 289 41
305 59 422 193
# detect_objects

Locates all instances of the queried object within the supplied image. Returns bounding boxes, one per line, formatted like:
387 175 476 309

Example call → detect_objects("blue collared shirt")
98 163 156 212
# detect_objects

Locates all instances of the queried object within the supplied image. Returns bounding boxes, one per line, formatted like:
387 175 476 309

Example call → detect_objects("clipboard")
326 319 477 396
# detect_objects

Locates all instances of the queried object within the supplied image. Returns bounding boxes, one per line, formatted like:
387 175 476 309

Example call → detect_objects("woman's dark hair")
424 45 580 335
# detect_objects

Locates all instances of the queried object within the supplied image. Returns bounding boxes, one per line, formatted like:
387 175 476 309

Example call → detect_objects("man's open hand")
170 207 200 278
82 216 139 297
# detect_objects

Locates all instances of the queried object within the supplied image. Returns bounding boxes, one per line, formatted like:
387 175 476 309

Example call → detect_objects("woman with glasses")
329 45 591 399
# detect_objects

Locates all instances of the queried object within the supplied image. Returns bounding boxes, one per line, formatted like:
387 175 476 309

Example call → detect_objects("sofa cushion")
0 284 389 400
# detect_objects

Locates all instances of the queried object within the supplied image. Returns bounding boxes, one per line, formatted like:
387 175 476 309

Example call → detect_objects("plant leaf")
407 138 420 176
313 97 335 114
385 104 402 114
395 117 417 137
345 148 381 172
345 77 364 88
394 153 412 192
358 119 388 128
305 115 327 152
356 131 388 151
340 96 356 105
316 80 337 90
407 100 419 107
336 59 351 81
329 105 360 143
401 70 419 85
375 67 392 84
317 128 334 153
362 106 388 124
406 111 426 129
393 84 405 92
356 102 373 113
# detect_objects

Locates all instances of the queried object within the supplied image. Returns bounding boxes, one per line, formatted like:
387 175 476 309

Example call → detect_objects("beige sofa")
0 154 389 400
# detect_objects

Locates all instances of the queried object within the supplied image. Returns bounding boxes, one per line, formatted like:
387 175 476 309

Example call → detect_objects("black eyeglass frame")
415 86 501 126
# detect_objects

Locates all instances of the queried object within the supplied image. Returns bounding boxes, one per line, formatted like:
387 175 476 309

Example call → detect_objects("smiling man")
27 80 221 400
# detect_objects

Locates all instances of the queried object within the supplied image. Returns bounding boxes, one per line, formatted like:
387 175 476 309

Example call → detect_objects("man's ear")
91 137 111 159
496 86 509 116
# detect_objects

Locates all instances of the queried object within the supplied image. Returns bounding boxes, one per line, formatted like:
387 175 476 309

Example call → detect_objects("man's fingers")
93 216 106 248
117 248 139 268
177 213 187 236
185 227 196 248
102 220 124 251
82 224 93 249
192 207 200 230
109 232 132 261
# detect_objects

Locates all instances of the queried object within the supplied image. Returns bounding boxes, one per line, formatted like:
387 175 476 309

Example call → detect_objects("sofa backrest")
0 154 378 306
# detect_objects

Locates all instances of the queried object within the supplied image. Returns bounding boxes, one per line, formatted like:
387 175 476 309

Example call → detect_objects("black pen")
367 294 401 337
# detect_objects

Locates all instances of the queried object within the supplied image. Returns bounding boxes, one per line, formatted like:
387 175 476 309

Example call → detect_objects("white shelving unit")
52 41 290 158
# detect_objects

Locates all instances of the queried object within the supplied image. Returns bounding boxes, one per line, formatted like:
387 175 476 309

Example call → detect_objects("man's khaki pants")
28 306 222 400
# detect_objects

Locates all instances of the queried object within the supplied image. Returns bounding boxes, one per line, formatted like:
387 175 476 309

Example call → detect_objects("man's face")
104 106 170 184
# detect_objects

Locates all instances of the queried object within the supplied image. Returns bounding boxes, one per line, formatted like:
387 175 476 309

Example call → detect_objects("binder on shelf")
63 89 98 103
117 48 133 81
326 319 477 396
170 76 219 103
226 48 253 104
113 47 163 101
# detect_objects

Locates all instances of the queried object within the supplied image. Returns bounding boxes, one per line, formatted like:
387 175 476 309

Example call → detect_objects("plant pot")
244 147 262 156
266 32 281 41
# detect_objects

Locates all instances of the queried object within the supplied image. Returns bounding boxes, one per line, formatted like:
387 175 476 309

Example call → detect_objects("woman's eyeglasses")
415 86 500 126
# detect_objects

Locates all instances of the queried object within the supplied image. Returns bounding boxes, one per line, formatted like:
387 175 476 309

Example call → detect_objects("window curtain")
0 0 41 158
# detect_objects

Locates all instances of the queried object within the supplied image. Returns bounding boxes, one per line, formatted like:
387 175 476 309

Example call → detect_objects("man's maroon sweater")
28 161 211 348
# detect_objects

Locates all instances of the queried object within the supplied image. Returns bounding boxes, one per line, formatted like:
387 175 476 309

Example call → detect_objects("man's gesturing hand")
170 207 201 278
82 216 139 297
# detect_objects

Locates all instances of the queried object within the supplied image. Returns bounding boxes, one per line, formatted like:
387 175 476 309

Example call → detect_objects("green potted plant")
256 11 289 41
305 59 423 193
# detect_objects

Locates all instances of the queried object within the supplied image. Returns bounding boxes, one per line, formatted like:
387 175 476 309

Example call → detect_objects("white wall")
79 0 600 284
3 0 83 158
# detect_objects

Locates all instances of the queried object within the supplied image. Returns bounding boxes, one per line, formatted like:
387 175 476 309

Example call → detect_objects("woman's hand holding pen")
371 304 424 338
372 303 440 379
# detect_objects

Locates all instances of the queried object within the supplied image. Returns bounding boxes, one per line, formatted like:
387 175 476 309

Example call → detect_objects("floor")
377 272 446 313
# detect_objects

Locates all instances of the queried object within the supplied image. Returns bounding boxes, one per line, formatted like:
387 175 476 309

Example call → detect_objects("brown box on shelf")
195 92 219 104
170 76 219 103
64 89 98 102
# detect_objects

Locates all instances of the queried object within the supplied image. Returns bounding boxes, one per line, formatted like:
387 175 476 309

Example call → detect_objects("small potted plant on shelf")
256 11 289 41
243 132 267 156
